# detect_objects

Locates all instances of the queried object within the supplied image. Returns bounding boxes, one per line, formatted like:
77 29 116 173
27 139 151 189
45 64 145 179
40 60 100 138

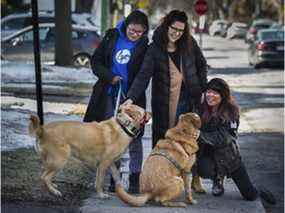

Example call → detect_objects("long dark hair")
153 10 192 53
201 78 239 123
121 10 149 35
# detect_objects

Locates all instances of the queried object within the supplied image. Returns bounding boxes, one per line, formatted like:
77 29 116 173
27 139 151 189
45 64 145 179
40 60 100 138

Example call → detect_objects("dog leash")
114 80 123 117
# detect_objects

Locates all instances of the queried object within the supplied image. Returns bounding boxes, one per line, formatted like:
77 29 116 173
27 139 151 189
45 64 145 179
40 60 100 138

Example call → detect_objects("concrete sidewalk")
80 124 265 213
80 181 264 213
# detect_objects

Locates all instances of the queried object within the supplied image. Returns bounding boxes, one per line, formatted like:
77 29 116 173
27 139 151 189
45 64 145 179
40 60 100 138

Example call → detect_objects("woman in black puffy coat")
195 78 259 200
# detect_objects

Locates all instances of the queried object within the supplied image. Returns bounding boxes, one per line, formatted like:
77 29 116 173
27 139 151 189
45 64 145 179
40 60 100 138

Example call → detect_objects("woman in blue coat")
83 10 149 194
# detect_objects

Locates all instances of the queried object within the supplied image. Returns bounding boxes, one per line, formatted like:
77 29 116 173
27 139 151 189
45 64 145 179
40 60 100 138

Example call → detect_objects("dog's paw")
96 192 110 199
51 188 62 197
192 187 207 194
187 198 197 205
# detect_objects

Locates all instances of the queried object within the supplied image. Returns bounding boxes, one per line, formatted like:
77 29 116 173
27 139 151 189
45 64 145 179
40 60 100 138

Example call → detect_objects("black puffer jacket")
127 28 208 147
83 28 149 122
198 117 242 177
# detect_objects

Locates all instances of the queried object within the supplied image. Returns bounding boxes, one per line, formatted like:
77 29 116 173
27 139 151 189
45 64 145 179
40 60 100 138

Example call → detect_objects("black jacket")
198 117 242 177
127 31 207 147
83 28 149 122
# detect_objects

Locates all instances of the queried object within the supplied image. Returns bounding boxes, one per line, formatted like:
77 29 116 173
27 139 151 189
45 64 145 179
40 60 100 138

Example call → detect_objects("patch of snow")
1 62 98 84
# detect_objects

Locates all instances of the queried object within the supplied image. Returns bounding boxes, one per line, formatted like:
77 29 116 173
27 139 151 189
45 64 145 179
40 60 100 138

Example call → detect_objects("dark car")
1 23 101 67
245 19 273 43
248 29 284 68
1 12 100 39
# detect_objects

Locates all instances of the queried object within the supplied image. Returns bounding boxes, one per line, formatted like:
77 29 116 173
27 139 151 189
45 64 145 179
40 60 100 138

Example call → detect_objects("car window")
255 24 271 29
72 31 79 39
2 18 26 30
39 17 55 23
260 31 284 41
15 27 50 42
45 28 56 42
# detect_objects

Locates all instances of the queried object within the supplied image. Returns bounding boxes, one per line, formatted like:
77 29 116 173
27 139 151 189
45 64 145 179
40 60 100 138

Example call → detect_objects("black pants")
230 162 259 201
196 151 258 201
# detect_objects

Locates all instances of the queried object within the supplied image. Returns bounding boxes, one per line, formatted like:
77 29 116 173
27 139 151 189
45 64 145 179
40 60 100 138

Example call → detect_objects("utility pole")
101 0 109 33
31 0 44 125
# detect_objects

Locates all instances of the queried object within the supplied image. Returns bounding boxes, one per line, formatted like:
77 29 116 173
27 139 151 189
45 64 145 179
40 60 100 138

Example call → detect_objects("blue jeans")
105 95 143 173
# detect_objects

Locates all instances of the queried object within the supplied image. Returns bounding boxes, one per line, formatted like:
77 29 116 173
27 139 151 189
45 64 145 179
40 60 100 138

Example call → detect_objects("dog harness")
150 149 184 172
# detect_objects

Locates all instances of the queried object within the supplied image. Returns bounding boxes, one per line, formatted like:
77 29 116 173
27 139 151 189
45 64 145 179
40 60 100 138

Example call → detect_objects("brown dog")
116 112 202 207
29 104 151 199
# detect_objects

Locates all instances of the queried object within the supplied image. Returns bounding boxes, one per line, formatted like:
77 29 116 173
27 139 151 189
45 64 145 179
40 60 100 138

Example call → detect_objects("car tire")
254 63 261 69
73 53 91 68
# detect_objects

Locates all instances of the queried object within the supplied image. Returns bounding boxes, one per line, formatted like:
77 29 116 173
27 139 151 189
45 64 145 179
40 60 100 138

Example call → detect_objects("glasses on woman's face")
169 25 185 34
127 26 145 36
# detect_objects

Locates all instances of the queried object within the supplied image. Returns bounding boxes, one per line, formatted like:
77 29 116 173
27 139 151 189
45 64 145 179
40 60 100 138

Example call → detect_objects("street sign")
194 0 208 16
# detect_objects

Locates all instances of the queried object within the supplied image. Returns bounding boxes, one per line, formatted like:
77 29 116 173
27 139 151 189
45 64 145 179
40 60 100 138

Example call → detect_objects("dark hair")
121 10 149 35
201 78 239 123
154 10 192 53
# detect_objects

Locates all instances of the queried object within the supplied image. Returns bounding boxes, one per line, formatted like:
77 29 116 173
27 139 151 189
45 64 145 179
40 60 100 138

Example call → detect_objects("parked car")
1 23 101 67
226 22 248 39
245 19 273 43
1 12 100 39
269 22 284 30
248 29 284 68
209 19 228 36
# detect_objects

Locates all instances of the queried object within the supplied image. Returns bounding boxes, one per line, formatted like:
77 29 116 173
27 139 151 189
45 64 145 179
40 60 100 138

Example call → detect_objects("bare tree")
54 0 73 66
75 0 94 13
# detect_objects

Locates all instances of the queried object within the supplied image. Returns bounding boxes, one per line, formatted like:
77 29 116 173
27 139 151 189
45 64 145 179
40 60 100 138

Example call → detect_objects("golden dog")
116 112 203 207
29 104 151 199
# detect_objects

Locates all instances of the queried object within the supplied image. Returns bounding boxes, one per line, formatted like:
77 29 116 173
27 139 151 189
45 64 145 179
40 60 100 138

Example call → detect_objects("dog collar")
116 113 141 138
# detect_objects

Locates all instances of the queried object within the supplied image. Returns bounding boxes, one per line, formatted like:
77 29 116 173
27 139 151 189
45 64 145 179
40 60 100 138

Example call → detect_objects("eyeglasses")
169 25 185 34
127 27 145 36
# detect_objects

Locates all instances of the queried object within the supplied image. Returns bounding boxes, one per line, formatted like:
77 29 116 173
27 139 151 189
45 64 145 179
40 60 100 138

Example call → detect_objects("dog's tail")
29 114 43 138
115 183 151 207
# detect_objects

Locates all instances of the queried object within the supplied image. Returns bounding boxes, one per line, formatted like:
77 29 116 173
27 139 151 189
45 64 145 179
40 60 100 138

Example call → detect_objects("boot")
191 175 206 193
108 177 116 193
212 176 224 196
128 172 140 194
108 161 121 192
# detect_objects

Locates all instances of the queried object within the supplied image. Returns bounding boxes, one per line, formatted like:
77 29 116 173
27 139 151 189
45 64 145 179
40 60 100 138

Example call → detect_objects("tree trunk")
75 0 94 13
54 0 73 67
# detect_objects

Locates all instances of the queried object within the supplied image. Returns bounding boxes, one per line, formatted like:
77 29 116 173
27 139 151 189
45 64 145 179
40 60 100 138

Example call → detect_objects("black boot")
108 161 121 193
108 177 116 193
212 176 224 196
128 172 140 194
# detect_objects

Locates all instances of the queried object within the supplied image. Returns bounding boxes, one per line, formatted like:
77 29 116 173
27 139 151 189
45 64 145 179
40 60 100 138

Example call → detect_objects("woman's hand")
111 76 122 85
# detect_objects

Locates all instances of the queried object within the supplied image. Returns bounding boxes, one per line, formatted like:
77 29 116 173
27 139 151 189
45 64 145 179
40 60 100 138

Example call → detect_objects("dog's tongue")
139 113 148 126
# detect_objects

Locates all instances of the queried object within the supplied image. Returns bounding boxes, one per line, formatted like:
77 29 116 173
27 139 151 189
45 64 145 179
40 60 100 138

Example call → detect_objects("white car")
226 22 248 39
209 19 228 36
1 11 100 39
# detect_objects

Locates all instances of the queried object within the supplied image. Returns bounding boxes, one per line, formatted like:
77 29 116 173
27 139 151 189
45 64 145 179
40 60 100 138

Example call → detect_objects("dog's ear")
189 113 201 129
180 113 201 129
